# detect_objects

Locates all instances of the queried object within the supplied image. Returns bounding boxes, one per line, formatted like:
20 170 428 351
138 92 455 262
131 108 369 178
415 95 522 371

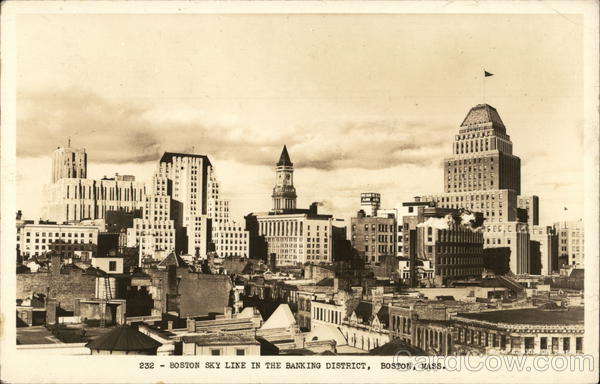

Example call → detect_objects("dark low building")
86 325 162 355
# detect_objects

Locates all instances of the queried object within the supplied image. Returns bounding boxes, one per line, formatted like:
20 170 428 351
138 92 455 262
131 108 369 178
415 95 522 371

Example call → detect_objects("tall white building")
554 220 584 267
416 104 542 275
42 175 146 223
43 142 145 223
51 145 87 183
127 152 248 260
207 166 248 258
127 170 177 259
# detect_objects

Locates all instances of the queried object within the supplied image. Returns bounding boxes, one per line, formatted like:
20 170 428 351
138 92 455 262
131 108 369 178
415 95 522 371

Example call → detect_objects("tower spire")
272 145 297 213
277 145 293 166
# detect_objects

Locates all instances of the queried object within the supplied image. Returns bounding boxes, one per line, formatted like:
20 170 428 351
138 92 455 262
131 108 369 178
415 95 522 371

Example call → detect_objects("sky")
15 13 584 226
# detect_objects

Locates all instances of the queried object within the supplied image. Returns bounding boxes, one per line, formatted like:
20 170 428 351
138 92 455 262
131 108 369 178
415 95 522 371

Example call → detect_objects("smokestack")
409 229 418 288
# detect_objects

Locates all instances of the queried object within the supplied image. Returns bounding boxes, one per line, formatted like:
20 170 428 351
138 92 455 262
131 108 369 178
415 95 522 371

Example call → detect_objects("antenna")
68 137 71 148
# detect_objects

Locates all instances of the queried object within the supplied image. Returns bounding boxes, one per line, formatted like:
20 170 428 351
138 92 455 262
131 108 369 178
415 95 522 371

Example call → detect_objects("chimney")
309 202 318 215
186 317 195 332
414 196 421 202
50 254 61 277
334 278 340 293
224 306 233 319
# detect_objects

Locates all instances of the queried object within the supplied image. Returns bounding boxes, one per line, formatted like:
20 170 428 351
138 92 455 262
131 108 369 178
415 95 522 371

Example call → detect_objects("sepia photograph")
1 1 598 383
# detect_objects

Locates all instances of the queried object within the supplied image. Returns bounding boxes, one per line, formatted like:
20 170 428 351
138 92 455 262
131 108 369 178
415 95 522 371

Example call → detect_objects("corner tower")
272 145 297 213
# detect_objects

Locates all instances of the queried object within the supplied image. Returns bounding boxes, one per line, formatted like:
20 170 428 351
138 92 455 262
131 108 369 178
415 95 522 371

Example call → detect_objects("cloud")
17 88 452 170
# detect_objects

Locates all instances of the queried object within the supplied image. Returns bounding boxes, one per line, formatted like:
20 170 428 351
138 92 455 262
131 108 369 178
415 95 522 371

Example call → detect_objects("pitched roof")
460 104 505 131
158 252 189 268
159 152 212 166
277 145 293 166
316 277 334 287
86 325 162 351
376 305 389 325
570 269 584 279
261 304 297 329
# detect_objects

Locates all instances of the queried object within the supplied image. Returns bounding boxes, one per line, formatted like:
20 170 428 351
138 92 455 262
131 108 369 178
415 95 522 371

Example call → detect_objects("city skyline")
16 13 584 225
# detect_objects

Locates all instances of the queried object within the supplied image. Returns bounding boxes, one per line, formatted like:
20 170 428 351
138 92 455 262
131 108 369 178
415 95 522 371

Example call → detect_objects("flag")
484 70 494 77
564 207 568 211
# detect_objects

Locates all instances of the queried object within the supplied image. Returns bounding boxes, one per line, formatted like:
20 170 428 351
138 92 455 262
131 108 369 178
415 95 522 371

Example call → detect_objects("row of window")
26 231 94 238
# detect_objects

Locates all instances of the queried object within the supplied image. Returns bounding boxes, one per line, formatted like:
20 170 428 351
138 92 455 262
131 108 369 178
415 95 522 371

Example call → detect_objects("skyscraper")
271 145 297 213
444 104 520 195
127 152 248 260
43 145 144 223
418 104 535 274
51 146 87 183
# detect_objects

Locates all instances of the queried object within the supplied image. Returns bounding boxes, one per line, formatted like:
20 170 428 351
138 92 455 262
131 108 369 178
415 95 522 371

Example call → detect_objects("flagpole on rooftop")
483 69 494 104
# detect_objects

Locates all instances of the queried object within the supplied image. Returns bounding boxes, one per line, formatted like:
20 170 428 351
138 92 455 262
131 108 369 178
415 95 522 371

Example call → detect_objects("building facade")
483 221 531 274
254 211 333 266
19 222 99 258
127 152 248 259
42 175 146 223
554 220 584 267
444 104 520 195
452 308 584 355
517 195 540 227
402 205 484 286
351 210 396 264
417 104 536 274
127 170 178 259
206 167 249 258
530 225 559 275
51 146 87 183
350 193 397 264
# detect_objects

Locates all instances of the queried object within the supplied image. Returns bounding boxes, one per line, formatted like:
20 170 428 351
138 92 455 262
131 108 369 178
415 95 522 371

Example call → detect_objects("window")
235 349 246 356
109 261 117 271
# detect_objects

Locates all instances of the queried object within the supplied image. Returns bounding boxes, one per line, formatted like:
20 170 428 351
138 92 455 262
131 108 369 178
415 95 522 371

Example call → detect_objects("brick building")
351 209 396 264
17 255 97 313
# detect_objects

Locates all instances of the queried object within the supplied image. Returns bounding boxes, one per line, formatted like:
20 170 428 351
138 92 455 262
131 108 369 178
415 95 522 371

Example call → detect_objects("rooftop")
457 307 584 325
85 325 162 351
182 333 260 346
157 252 189 269
460 103 506 131
159 152 212 166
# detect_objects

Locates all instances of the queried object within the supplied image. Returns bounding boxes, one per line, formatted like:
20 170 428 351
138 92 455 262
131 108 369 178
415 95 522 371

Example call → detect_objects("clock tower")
272 145 297 213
